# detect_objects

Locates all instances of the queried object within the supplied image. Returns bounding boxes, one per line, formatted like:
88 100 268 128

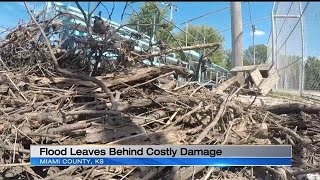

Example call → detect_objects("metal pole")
252 25 256 65
273 15 300 18
271 8 275 65
284 24 287 89
298 2 305 96
198 64 202 83
216 71 219 84
170 3 173 22
230 2 243 68
152 13 156 41
271 2 278 91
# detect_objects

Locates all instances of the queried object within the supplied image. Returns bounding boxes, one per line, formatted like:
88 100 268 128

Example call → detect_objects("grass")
268 91 306 103
268 91 320 105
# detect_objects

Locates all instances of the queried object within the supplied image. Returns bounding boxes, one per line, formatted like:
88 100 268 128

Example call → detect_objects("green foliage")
243 58 251 66
128 4 229 69
127 2 174 41
224 49 251 70
243 44 268 64
224 49 232 70
304 56 320 90
172 24 226 68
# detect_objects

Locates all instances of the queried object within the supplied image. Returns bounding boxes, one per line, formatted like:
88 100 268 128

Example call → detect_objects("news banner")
30 145 291 166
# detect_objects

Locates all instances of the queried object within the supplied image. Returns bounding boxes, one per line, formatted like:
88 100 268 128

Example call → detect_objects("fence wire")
267 2 320 97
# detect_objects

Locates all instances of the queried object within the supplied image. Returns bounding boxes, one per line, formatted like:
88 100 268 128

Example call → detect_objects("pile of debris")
1 64 320 179
1 5 320 180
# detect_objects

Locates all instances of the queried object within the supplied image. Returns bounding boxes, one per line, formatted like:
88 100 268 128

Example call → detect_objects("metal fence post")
216 71 219 84
271 2 278 91
298 2 305 96
198 64 202 83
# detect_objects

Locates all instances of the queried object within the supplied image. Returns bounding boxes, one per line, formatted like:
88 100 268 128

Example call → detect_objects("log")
132 110 167 125
107 128 186 145
66 110 120 116
0 142 31 154
99 66 189 89
212 74 244 94
230 64 271 73
137 43 220 60
29 66 189 90
269 126 316 152
47 121 91 134
266 103 320 114
118 95 199 111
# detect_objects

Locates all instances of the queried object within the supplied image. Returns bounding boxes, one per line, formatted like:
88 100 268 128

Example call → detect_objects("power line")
179 6 230 47
179 6 229 50
217 16 270 34
158 14 200 42
181 6 230 25
219 13 228 28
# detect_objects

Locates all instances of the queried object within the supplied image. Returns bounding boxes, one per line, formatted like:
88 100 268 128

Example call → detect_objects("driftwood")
1 67 320 179
0 3 319 180
212 74 243 94
25 65 189 90
118 95 198 112
47 121 91 134
99 65 189 89
266 103 320 114
230 64 280 96
137 43 220 60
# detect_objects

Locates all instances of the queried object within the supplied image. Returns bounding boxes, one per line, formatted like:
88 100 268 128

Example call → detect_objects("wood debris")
230 64 280 96
0 5 319 180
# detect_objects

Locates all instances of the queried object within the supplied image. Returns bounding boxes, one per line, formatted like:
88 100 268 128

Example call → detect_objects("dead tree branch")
24 2 118 110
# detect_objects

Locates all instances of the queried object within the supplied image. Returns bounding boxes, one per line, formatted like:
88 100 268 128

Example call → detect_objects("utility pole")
169 4 173 21
230 2 243 68
252 25 256 65
162 2 178 22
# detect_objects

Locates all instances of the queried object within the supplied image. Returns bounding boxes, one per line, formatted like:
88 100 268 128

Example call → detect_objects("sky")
0 2 273 50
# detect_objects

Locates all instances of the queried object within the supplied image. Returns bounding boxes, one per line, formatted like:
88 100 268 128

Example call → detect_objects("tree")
172 24 226 68
304 56 320 90
244 44 267 65
128 4 229 69
127 2 174 42
225 49 250 70
224 49 232 70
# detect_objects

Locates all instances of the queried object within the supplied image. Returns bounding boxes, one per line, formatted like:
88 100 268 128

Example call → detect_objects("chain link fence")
267 2 320 97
